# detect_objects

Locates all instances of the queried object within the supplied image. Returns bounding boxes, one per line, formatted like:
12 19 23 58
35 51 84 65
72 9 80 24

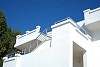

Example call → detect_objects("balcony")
84 7 100 32
14 26 41 52
14 26 52 53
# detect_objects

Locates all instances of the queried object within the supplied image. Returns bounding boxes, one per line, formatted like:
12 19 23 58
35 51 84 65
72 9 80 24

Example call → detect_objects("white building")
3 7 100 67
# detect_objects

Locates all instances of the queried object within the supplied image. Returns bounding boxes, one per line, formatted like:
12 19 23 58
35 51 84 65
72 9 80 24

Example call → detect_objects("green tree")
0 11 21 67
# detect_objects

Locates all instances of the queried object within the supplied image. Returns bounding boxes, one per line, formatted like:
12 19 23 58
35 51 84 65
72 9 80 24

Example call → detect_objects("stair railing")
36 27 52 46
28 27 52 53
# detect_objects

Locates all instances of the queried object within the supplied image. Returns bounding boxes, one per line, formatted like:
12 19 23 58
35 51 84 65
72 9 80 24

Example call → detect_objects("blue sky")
0 0 100 34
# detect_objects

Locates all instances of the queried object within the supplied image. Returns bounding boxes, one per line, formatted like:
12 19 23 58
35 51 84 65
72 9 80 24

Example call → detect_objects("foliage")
0 11 21 67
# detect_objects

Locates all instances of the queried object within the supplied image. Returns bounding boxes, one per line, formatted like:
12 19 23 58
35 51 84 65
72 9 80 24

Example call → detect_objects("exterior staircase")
28 28 52 53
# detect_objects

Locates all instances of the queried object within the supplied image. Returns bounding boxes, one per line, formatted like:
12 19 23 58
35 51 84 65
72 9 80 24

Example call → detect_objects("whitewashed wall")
15 21 73 67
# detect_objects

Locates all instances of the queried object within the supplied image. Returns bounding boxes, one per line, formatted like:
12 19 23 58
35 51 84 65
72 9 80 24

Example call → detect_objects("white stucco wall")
13 21 73 67
19 40 51 67
91 41 100 67
4 20 99 67
51 23 72 67
3 57 18 67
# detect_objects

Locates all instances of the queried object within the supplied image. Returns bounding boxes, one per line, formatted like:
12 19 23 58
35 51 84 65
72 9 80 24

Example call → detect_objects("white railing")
36 27 52 46
54 17 71 24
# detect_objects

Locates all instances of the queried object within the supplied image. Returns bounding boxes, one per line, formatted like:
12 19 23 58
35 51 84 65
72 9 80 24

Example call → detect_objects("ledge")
51 18 77 29
16 26 41 39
